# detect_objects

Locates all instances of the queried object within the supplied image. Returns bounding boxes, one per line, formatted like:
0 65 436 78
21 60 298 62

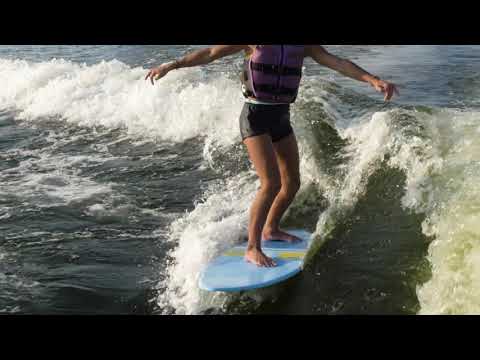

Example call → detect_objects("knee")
283 177 301 196
260 179 282 198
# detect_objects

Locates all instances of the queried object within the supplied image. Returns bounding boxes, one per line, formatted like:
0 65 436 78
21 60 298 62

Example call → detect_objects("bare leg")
262 133 302 242
243 134 281 267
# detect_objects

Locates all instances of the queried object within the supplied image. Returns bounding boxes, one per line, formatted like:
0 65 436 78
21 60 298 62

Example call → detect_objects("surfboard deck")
199 229 312 292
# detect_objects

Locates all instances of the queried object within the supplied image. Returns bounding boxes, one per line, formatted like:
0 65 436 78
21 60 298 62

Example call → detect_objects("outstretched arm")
305 45 399 101
145 45 249 85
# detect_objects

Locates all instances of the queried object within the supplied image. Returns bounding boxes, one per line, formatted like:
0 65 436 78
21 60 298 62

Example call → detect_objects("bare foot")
244 248 277 267
262 228 302 243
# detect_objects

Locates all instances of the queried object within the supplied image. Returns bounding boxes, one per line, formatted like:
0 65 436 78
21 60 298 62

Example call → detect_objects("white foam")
0 305 21 314
0 150 114 208
0 211 11 220
410 110 480 314
0 58 244 145
157 172 258 314
309 111 393 238
0 272 40 289
329 107 480 314
0 122 127 210
85 203 138 223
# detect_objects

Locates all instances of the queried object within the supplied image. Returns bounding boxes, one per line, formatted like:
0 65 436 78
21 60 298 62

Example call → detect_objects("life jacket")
241 45 305 104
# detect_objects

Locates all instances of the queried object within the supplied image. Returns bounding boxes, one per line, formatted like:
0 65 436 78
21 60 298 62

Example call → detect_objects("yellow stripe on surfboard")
224 249 305 260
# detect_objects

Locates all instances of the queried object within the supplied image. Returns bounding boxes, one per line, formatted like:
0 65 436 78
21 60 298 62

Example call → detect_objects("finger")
385 87 391 101
385 89 392 101
150 73 155 85
145 71 151 81
388 85 395 100
384 84 392 101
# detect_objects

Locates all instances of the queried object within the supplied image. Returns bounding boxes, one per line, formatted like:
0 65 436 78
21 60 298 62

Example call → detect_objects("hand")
370 78 400 101
145 63 174 85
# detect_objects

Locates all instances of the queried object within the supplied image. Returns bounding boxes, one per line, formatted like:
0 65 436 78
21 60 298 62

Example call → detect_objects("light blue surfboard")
199 229 312 292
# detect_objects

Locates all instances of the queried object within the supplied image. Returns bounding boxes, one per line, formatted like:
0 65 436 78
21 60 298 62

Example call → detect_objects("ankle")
247 244 261 252
262 226 277 235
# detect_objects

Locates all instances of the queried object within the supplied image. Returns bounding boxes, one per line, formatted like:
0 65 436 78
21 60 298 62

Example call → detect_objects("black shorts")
239 102 293 142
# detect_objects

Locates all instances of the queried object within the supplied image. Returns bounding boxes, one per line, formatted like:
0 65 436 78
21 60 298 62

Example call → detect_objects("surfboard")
199 229 312 292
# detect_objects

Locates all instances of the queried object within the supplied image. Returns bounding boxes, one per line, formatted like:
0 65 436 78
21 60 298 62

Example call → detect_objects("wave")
0 58 242 145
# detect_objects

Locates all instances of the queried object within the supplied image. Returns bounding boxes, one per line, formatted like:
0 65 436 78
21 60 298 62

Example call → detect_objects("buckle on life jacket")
255 84 298 96
251 62 301 76
241 84 254 98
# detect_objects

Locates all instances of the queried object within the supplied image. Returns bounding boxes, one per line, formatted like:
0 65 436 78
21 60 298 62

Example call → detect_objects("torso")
241 45 306 105
244 46 277 104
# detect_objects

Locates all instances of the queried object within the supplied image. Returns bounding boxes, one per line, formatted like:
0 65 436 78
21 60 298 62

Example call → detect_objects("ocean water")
0 45 479 314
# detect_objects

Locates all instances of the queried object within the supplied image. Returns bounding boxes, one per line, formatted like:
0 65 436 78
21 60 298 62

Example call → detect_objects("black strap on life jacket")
254 84 298 96
251 62 302 77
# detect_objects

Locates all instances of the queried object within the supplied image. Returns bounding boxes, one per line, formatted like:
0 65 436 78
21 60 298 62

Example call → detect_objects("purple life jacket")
241 45 305 104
